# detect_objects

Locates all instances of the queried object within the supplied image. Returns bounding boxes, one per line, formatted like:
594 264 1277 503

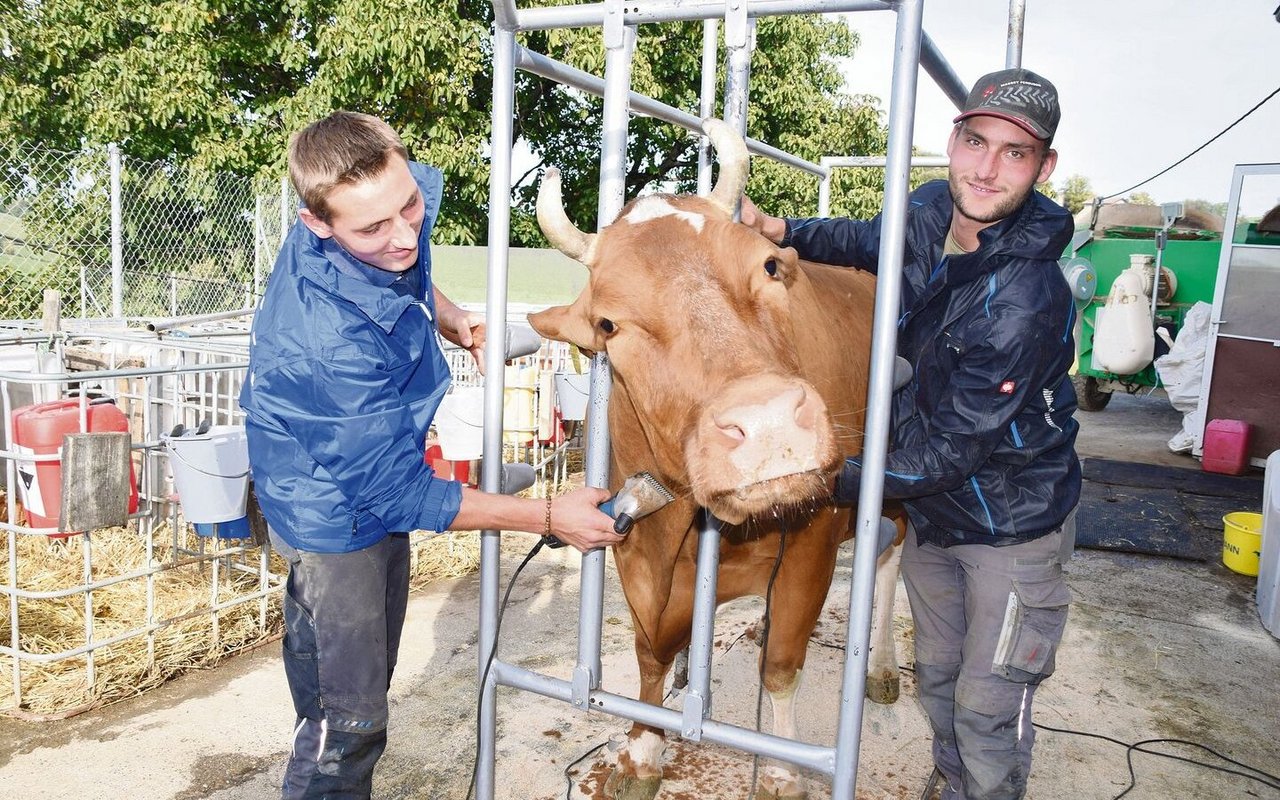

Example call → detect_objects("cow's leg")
604 614 691 800
747 535 841 800
866 537 904 705
754 669 808 800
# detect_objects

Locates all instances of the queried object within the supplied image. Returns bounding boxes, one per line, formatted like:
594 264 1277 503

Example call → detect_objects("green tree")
2 2 889 247
1127 191 1156 206
1060 174 1095 215
1185 198 1229 219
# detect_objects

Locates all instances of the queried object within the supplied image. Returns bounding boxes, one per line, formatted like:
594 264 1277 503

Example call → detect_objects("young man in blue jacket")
744 69 1079 800
240 111 622 799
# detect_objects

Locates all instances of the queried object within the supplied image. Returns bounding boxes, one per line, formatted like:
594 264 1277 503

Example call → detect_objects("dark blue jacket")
785 180 1080 547
239 162 462 553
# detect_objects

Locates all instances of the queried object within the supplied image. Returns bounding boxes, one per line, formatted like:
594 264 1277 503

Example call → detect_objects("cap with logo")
953 68 1060 142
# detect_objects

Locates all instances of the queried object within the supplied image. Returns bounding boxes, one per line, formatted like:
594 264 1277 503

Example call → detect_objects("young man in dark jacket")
240 112 622 799
743 69 1079 800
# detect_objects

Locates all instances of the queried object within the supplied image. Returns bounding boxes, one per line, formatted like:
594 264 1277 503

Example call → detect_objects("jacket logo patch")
999 380 1016 394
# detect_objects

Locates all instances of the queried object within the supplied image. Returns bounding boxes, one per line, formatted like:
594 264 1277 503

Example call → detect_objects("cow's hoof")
754 784 807 800
865 671 900 705
755 765 807 800
603 769 661 800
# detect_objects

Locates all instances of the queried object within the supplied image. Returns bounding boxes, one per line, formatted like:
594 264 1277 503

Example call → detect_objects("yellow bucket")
1222 512 1263 576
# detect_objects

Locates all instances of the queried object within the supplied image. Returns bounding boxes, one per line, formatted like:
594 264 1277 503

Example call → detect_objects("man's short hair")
288 111 409 224
953 68 1060 144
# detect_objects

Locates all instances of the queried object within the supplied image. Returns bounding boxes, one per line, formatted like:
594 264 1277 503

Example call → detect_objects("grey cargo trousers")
902 516 1074 800
269 529 411 800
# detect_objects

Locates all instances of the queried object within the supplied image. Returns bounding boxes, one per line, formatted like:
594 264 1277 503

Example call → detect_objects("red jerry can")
1202 419 1253 476
11 398 140 534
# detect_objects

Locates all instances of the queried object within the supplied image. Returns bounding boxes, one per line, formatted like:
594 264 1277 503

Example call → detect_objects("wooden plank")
59 432 131 532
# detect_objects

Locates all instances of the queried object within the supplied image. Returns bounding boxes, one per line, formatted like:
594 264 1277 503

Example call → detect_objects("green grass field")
431 245 587 307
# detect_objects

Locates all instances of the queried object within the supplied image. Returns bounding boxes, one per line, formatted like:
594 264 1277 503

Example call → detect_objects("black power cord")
1031 721 1280 799
893 664 1280 798
465 537 547 800
1100 84 1280 201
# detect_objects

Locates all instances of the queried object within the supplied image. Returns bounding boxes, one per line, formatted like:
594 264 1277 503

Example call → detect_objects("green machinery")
1062 210 1223 411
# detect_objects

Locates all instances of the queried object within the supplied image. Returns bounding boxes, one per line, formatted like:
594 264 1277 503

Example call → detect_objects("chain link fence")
0 140 294 322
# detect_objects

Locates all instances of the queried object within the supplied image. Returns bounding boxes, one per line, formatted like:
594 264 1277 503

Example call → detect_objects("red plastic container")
1202 418 1253 476
424 441 472 486
11 398 140 534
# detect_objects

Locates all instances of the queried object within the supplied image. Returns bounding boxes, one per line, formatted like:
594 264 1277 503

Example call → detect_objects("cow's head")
529 119 838 525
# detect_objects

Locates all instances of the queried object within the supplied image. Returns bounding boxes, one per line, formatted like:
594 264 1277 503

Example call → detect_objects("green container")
1069 229 1221 405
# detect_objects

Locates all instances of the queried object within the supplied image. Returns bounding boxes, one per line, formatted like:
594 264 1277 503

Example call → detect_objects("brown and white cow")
528 119 905 800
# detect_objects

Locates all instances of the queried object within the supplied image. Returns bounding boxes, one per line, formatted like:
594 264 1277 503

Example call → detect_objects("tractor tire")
1072 375 1112 411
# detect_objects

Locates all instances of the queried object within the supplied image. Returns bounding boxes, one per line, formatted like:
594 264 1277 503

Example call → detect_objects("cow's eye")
599 318 616 334
764 258 779 278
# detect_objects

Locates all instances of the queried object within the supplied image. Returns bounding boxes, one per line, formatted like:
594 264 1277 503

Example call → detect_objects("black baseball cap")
953 68 1060 142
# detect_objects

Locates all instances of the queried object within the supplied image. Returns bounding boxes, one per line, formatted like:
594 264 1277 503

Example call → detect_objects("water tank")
11 398 139 534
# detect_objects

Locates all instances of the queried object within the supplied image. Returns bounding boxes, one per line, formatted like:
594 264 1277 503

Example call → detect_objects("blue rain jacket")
784 180 1080 547
240 162 462 553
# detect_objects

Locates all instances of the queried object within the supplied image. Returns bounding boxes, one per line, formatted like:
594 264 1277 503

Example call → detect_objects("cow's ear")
528 304 602 352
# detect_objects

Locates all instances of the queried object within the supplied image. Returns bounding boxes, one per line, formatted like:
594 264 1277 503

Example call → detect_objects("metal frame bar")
817 155 950 216
477 1 985 797
1193 162 1280 463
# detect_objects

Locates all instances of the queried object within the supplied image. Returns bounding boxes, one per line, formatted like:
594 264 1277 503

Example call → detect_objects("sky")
838 1 1280 213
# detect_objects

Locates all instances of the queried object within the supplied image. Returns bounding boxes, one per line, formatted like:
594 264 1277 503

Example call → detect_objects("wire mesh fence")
0 140 293 321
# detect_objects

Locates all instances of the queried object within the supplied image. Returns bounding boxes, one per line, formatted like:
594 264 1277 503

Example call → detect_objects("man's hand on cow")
739 195 787 244
548 487 625 553
443 310 487 373
831 457 861 506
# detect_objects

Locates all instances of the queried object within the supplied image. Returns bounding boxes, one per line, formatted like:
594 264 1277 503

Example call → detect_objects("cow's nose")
713 385 810 447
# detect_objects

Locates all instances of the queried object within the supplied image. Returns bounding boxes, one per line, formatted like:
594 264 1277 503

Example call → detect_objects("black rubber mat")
1075 458 1263 561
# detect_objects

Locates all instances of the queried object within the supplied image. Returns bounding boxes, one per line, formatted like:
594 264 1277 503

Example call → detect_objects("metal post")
683 1 754 742
109 143 123 319
572 0 633 710
696 19 719 195
279 176 291 252
253 195 264 298
475 25 518 800
1006 0 1026 69
831 1 923 797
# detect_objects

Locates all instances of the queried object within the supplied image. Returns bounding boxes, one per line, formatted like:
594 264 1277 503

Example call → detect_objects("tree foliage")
1059 174 1095 215
2 1 890 247
1126 191 1155 206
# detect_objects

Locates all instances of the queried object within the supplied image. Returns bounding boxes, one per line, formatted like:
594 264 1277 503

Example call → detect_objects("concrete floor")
2 390 1278 799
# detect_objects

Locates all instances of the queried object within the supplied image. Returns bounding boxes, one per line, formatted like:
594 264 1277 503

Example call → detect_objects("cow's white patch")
622 196 705 233
769 669 802 740
625 729 665 772
762 674 806 797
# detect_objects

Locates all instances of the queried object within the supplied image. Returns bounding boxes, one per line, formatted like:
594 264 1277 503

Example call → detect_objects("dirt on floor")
1 390 1278 800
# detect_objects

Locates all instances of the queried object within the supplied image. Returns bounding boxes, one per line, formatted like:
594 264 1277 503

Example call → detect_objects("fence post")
109 143 123 319
253 194 264 297
278 176 290 253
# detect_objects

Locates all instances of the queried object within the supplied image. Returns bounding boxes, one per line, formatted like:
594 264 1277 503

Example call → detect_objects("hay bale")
0 466 582 718
0 524 286 718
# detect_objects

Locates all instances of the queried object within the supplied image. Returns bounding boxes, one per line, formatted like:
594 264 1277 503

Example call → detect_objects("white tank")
1092 266 1155 375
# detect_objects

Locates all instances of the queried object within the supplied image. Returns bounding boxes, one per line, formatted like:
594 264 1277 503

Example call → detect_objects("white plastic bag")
1154 301 1212 453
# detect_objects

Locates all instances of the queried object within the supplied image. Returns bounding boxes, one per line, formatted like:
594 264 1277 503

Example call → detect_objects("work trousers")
902 517 1074 800
269 530 411 800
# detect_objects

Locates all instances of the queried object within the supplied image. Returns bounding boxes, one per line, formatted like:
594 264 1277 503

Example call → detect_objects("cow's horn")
537 167 596 264
703 118 750 217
